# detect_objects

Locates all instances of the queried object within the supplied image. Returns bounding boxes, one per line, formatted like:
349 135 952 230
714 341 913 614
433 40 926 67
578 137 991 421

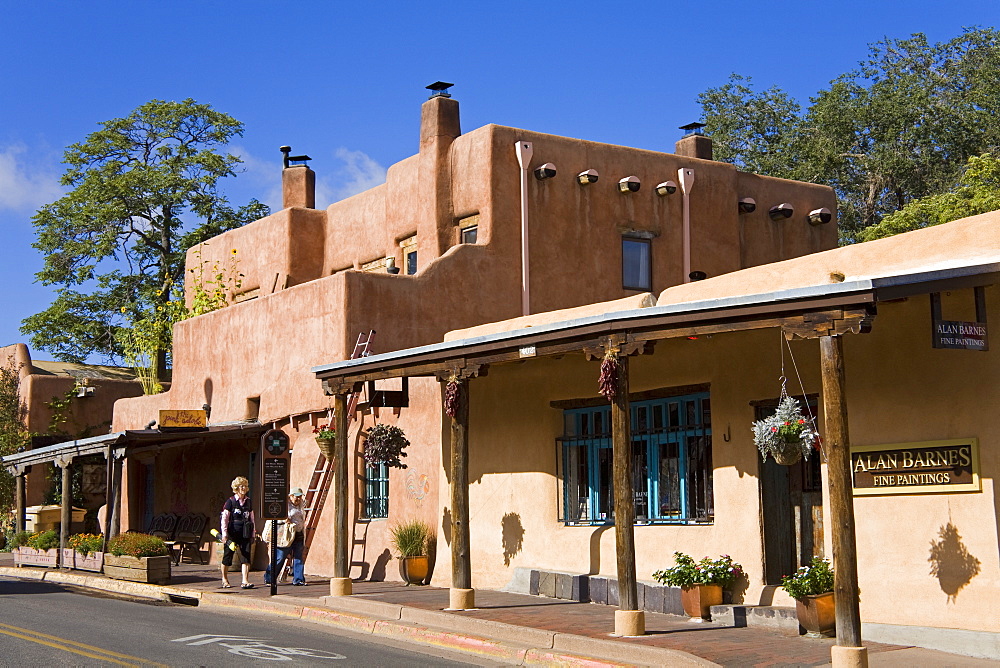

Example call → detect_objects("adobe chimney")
674 122 713 161
418 82 461 262
280 145 316 209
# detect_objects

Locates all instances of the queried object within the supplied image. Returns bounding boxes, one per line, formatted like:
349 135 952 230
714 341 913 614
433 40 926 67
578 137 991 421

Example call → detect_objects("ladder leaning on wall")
286 330 374 579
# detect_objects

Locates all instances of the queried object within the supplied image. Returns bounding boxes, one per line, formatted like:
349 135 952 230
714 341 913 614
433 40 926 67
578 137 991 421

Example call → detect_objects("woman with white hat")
264 487 307 586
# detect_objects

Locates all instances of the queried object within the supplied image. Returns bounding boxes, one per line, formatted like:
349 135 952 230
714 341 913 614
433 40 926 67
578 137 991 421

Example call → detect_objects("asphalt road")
0 576 489 666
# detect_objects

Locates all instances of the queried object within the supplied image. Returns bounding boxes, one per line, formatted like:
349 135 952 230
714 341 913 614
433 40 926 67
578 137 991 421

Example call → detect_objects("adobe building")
314 211 999 658
1 343 142 532
5 86 838 609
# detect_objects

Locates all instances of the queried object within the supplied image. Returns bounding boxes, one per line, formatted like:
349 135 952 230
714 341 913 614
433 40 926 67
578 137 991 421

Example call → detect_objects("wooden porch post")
15 468 26 533
58 458 72 567
108 452 123 539
330 391 352 596
611 353 644 636
448 377 475 610
820 334 867 667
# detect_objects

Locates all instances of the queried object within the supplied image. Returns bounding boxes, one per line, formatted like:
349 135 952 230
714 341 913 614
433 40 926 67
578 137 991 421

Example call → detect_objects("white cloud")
323 148 387 205
228 144 283 213
0 145 63 212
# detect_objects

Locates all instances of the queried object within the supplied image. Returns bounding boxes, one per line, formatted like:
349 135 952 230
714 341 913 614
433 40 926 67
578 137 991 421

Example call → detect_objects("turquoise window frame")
364 462 389 519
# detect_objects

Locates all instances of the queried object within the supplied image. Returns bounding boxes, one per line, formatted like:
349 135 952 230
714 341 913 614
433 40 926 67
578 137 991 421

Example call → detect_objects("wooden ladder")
288 330 375 577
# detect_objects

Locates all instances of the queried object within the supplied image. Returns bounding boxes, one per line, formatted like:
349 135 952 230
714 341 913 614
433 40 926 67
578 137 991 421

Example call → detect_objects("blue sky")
2 1 997 363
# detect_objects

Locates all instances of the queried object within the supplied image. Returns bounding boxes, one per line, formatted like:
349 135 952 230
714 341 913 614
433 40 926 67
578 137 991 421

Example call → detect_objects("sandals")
221 582 233 589
240 583 254 589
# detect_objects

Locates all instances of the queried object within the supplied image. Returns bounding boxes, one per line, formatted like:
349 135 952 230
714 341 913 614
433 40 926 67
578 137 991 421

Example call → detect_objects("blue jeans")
264 534 304 584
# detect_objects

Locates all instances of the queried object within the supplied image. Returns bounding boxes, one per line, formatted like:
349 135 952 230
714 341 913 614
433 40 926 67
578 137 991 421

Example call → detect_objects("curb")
1 567 716 667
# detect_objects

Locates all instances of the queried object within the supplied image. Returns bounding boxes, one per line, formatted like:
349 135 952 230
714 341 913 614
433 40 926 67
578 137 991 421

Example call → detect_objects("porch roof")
312 259 999 388
1 421 266 473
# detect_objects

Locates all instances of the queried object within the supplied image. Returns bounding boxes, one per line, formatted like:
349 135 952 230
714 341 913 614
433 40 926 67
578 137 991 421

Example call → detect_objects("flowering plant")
752 396 817 464
652 552 744 589
363 423 410 469
107 532 169 558
313 424 336 440
68 533 104 556
780 557 834 599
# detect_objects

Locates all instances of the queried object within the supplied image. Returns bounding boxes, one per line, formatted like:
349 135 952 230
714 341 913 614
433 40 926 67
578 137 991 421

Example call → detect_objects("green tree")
22 99 268 374
859 153 1000 241
0 358 29 526
698 28 1000 243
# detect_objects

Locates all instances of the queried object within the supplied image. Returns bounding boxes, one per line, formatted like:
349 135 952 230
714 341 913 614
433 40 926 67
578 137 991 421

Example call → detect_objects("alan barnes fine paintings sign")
851 439 981 495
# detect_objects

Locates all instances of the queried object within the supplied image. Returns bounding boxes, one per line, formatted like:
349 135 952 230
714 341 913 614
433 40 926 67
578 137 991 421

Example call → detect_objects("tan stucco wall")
446 284 999 635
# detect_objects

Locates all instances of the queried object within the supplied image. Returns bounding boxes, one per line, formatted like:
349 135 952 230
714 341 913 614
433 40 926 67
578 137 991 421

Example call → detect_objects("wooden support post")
448 378 475 610
611 354 644 636
108 453 123 539
59 460 72 566
15 470 26 533
820 335 867 666
330 391 352 596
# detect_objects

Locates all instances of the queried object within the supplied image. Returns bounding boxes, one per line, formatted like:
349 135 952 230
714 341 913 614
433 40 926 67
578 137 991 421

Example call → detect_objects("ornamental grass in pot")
652 552 744 620
389 519 431 585
781 557 836 637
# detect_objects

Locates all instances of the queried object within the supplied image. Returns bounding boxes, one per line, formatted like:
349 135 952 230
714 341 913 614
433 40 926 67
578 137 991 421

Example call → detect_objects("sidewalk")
0 553 990 667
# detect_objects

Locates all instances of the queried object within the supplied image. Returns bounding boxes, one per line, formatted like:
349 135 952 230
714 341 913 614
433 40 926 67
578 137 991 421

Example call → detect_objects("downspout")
515 141 534 316
678 167 695 283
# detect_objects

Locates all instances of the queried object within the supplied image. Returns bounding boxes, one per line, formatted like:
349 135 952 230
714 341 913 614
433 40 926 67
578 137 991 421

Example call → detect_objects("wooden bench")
164 513 208 564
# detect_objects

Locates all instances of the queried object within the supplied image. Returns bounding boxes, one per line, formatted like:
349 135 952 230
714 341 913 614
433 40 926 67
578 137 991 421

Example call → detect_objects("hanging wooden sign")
851 439 980 495
930 288 989 351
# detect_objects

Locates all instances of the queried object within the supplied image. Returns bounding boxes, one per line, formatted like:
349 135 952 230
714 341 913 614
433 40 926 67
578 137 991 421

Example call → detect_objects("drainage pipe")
515 141 534 316
678 167 695 283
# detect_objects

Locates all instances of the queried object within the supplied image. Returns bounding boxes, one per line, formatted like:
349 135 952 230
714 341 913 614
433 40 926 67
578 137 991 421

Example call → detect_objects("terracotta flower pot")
680 584 722 619
398 555 429 585
796 591 835 637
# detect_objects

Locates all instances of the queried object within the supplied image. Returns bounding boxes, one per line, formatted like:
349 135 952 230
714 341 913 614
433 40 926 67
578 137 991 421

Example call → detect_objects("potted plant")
363 423 410 469
652 552 744 620
65 533 105 572
104 532 171 584
389 519 431 585
752 395 818 465
13 530 60 568
781 557 836 637
313 423 336 461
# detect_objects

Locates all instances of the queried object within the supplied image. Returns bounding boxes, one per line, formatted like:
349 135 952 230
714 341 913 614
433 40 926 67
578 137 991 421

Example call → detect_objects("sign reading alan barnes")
933 320 988 351
852 439 980 495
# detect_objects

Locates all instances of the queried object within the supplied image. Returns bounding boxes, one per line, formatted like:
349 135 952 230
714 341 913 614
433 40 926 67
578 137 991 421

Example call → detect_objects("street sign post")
260 429 290 596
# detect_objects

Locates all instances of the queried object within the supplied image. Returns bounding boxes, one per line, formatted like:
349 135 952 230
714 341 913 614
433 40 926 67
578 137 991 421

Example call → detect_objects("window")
458 214 479 244
558 391 712 524
399 235 417 275
364 462 389 519
622 237 651 290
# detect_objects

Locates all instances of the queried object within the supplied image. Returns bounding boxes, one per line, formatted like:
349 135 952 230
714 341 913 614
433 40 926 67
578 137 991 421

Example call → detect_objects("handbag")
243 519 254 540
277 521 297 548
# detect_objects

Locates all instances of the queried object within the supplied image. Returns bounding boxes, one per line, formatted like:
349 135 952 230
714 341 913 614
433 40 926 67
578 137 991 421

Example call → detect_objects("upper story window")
458 214 479 244
558 391 713 525
622 237 651 291
400 235 417 275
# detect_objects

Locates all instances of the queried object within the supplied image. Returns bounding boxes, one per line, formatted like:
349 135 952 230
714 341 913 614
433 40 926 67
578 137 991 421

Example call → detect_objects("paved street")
0 576 484 666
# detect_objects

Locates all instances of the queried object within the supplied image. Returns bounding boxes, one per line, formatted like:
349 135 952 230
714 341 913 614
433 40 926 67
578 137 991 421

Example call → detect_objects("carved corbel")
782 308 875 340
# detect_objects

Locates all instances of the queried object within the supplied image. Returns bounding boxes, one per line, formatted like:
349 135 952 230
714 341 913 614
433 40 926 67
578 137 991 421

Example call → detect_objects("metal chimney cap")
426 81 454 98
679 122 706 136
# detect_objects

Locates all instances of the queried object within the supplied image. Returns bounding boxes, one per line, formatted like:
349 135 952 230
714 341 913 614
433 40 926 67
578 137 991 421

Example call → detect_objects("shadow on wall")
370 548 391 582
588 525 612 575
929 522 981 602
501 512 524 566
442 507 452 546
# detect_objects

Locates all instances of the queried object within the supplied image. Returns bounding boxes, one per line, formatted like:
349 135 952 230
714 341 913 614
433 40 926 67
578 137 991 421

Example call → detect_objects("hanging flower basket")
752 396 817 466
363 423 410 469
313 424 336 461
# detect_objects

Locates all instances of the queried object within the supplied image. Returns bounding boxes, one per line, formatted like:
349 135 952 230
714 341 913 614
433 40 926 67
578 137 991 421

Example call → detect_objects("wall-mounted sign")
930 289 989 351
158 409 207 429
851 439 980 495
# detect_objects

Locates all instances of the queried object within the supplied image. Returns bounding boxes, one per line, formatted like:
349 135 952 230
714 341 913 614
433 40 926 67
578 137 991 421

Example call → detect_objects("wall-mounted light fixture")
769 203 794 221
577 169 599 185
689 271 707 281
618 175 640 193
534 163 557 180
808 207 833 225
655 180 677 196
738 197 756 214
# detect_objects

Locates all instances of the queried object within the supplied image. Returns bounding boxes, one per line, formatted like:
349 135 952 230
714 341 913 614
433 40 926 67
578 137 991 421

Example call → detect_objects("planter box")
61 549 105 573
13 547 59 568
796 592 836 637
680 584 723 620
103 554 171 584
